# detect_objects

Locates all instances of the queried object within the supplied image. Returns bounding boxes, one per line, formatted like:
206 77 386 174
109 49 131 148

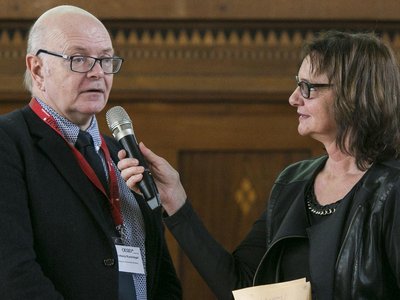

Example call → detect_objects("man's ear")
26 54 45 91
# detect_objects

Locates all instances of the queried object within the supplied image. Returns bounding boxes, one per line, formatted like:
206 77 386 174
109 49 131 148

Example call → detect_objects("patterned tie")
75 130 108 192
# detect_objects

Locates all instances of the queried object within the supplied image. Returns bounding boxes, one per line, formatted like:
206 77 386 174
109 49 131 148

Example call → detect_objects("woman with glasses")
118 31 400 299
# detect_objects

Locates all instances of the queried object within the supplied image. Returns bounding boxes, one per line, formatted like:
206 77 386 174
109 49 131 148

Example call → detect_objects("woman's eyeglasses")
295 75 332 99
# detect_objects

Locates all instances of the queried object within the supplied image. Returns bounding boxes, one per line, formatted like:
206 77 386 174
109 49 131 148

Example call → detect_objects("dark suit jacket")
0 106 181 300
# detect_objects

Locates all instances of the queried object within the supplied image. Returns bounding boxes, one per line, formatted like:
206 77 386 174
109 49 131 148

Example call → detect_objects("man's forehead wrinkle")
40 18 112 54
61 46 115 57
44 29 67 50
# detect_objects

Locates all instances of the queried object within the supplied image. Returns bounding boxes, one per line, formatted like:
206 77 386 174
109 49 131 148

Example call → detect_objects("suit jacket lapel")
22 106 114 237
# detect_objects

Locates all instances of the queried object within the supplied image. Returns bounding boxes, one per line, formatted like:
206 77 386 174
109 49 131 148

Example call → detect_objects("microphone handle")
119 135 160 209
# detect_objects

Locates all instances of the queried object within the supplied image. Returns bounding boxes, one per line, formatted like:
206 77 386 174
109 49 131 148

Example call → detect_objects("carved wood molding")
1 20 400 102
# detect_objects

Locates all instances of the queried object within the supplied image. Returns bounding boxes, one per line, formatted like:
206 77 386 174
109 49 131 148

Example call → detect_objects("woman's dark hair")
302 31 400 170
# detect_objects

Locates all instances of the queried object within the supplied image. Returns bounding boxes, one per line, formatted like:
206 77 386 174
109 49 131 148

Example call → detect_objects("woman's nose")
288 86 303 107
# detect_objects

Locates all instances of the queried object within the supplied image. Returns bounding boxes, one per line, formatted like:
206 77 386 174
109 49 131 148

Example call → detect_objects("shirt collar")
35 97 102 150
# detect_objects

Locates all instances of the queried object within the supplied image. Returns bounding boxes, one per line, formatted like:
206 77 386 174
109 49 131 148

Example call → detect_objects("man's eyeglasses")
36 49 124 74
295 75 332 99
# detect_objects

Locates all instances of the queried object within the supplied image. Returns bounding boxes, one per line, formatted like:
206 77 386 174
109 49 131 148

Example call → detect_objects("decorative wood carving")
1 20 400 103
235 178 257 216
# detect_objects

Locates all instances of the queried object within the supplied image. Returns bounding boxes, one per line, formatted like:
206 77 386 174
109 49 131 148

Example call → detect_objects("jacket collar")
254 183 309 284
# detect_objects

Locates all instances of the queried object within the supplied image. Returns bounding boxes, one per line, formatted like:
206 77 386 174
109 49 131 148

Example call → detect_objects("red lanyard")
29 98 123 228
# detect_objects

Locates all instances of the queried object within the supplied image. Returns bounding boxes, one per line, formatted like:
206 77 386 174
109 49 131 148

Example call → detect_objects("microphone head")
106 106 134 141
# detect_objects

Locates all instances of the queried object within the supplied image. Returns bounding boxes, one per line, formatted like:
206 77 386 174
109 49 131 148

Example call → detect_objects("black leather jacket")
166 156 400 299
254 156 400 299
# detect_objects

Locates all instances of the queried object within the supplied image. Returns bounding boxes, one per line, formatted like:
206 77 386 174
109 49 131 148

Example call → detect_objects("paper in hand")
232 278 311 300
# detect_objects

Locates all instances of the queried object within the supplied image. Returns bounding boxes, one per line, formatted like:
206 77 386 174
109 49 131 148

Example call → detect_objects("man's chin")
77 104 107 119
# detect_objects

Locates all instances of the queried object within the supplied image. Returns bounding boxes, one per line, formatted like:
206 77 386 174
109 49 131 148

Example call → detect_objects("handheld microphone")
106 106 161 209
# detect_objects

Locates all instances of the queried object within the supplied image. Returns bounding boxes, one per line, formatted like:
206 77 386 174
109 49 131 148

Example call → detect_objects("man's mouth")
82 89 104 94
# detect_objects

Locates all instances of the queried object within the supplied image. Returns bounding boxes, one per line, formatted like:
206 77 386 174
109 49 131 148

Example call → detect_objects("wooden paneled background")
1 1 400 299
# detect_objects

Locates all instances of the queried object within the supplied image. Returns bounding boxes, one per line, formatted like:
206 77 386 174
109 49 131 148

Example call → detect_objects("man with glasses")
0 5 181 300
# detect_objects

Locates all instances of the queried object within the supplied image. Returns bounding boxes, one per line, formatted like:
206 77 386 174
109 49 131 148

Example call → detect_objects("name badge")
115 245 145 274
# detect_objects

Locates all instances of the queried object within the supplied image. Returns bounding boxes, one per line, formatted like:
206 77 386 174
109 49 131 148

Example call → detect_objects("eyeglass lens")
71 57 122 74
298 82 310 98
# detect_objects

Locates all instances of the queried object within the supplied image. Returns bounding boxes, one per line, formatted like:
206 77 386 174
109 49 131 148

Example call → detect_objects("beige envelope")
232 278 311 300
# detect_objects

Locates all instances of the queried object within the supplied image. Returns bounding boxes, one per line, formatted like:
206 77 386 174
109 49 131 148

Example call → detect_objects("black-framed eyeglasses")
295 75 332 99
36 49 124 74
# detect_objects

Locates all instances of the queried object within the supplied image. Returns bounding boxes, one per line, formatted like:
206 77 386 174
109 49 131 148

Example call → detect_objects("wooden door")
177 150 313 299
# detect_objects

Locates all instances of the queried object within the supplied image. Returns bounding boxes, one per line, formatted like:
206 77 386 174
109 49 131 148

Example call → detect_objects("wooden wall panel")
178 150 313 299
2 0 400 20
96 101 323 161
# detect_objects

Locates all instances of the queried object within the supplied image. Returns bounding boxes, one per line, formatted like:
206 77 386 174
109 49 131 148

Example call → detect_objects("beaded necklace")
306 185 342 215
